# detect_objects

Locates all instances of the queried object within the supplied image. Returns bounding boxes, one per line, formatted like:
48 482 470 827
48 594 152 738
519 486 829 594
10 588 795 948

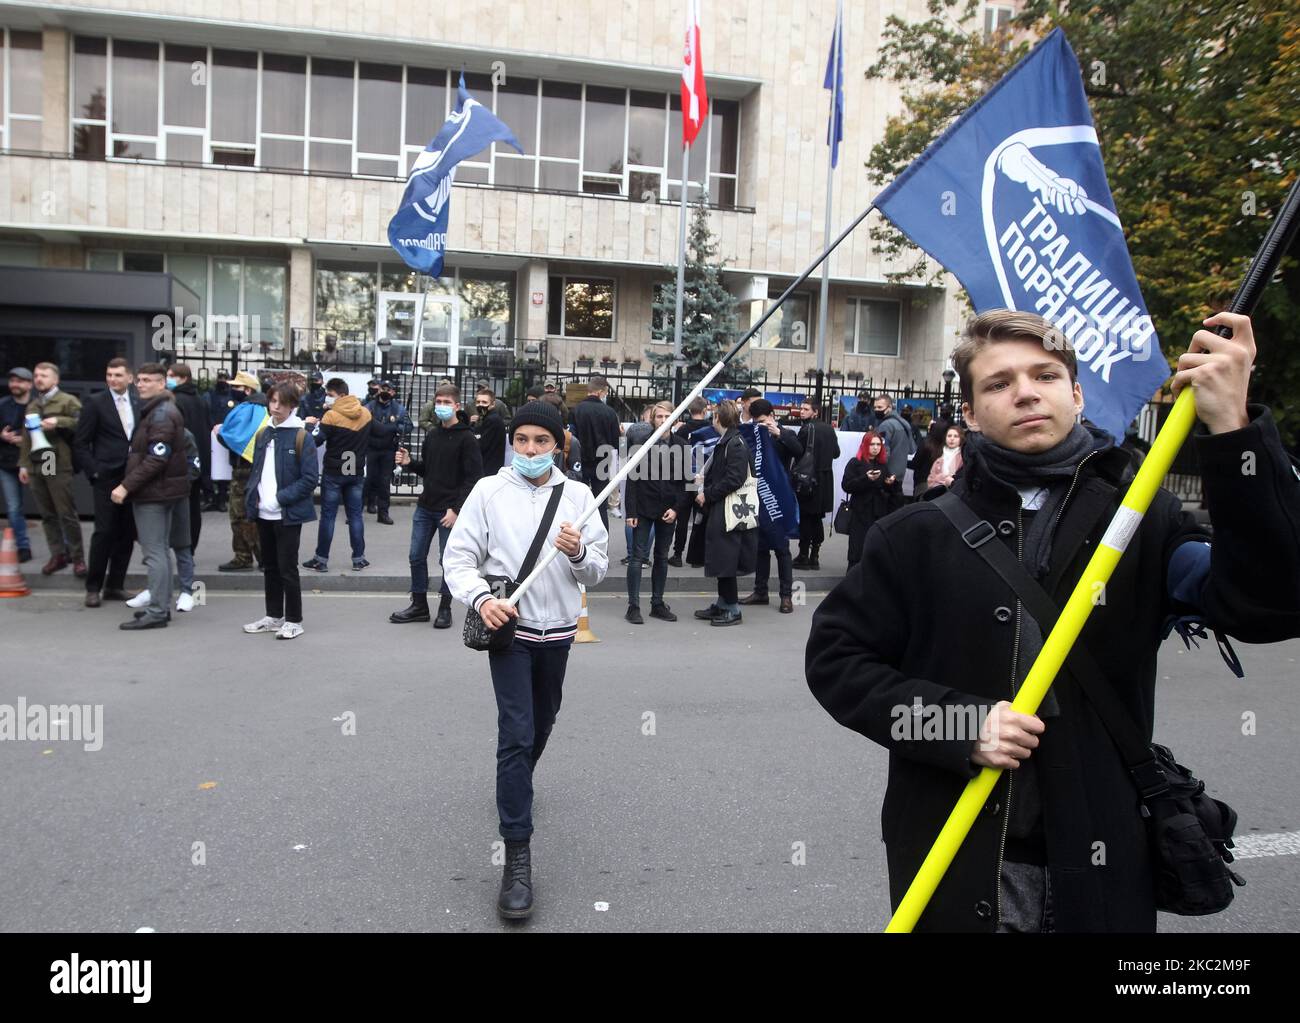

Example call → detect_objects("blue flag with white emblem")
873 28 1167 440
387 74 523 275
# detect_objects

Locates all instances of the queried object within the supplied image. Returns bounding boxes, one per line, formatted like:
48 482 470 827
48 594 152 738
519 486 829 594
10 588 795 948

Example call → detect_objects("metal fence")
169 340 1200 505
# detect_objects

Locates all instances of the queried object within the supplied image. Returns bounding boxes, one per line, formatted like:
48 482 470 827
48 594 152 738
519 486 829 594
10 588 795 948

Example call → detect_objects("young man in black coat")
792 398 840 569
471 386 507 478
624 401 691 624
390 383 482 629
739 399 804 613
806 309 1300 933
568 375 622 528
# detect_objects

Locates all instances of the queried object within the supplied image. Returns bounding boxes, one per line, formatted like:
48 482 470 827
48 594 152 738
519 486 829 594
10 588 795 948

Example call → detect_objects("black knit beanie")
509 400 565 445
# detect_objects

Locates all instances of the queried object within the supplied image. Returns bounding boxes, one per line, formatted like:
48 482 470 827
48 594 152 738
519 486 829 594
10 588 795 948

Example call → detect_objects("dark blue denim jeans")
409 504 452 597
315 473 365 563
489 636 572 841
0 466 31 551
627 516 673 608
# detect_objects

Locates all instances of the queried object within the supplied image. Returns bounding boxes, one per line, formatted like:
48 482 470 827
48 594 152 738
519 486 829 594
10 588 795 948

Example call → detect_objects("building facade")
0 0 978 400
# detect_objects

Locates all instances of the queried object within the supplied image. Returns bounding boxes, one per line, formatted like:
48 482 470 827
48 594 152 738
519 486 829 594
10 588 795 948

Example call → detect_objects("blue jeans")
316 473 365 563
627 516 672 608
489 636 572 841
410 504 452 597
0 467 30 551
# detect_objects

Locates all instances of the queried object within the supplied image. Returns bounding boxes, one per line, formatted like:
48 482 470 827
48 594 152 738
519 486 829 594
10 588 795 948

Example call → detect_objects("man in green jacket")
18 362 85 576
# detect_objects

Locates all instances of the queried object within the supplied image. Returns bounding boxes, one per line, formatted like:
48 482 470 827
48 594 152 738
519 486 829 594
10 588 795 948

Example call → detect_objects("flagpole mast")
671 140 692 403
814 0 843 414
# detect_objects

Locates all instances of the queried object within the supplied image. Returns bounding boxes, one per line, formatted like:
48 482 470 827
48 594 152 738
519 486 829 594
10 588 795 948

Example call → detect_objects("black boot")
498 840 534 919
809 545 821 570
792 545 811 570
433 595 453 629
390 593 431 623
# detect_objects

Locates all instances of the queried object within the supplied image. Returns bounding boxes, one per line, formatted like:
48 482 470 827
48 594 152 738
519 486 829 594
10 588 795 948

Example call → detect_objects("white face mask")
324 396 337 408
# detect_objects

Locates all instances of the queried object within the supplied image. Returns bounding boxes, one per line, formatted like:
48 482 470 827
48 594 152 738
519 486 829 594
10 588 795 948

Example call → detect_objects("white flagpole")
815 0 842 381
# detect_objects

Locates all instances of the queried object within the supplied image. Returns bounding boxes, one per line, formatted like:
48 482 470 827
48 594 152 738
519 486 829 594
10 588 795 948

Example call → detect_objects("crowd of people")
5 307 1297 933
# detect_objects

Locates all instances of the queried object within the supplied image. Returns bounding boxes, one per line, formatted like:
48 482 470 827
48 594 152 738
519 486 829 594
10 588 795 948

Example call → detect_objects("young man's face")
434 395 459 423
475 395 492 415
107 365 133 393
799 402 815 420
135 372 166 400
653 407 671 429
268 394 293 423
962 338 1083 453
873 399 890 419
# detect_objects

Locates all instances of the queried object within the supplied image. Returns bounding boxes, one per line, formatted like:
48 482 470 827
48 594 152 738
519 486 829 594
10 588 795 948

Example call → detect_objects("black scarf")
965 422 1112 578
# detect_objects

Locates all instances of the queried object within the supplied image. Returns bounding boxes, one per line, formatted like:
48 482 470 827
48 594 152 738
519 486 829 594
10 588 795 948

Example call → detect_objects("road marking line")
1230 831 1300 860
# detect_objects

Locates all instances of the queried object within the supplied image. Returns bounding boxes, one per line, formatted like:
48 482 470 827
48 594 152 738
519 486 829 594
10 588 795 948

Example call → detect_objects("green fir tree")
648 194 745 382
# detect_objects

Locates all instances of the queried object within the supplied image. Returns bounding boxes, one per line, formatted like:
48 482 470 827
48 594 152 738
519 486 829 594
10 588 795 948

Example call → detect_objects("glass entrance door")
376 291 458 374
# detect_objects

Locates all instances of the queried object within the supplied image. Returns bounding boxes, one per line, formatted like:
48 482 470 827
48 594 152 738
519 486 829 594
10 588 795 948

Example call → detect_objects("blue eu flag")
874 29 1168 440
387 74 523 275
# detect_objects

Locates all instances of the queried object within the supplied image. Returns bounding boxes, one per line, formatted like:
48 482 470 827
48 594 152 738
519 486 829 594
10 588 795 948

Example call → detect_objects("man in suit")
74 357 140 607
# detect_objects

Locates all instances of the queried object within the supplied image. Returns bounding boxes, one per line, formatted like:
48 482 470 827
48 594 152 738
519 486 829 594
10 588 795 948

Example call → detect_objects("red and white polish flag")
681 0 709 145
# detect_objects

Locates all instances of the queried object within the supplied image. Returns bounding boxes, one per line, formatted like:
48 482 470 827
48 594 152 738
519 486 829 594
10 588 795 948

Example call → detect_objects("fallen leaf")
198 781 217 790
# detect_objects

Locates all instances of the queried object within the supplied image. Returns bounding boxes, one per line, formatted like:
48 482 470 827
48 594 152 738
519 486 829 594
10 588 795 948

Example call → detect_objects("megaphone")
25 413 52 453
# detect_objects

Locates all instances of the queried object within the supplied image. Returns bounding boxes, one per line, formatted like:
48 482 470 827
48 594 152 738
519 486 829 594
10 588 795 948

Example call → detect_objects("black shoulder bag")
792 425 817 496
462 483 565 653
934 491 1245 915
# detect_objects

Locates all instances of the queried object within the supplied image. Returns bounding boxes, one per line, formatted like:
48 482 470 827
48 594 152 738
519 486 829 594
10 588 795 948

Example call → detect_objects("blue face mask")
434 404 454 422
512 451 555 479
165 378 178 390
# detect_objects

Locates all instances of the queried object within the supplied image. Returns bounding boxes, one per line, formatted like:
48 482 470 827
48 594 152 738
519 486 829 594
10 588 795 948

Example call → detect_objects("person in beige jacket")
926 425 965 490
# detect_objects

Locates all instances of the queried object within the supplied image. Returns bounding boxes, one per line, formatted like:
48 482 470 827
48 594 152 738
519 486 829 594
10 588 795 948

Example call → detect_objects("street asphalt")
1 581 1297 933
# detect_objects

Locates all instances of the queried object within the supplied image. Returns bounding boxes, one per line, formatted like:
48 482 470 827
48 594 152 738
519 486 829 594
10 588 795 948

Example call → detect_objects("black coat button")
975 900 993 919
998 520 1016 536
994 606 1012 623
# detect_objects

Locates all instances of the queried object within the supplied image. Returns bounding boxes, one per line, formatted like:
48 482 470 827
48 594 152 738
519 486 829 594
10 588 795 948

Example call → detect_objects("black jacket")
207 383 234 425
122 393 190 504
0 395 28 471
364 398 412 451
806 406 1300 932
72 387 142 481
169 381 211 484
474 409 507 477
569 395 621 489
409 414 483 513
841 456 902 564
688 427 758 578
625 432 692 522
797 419 841 514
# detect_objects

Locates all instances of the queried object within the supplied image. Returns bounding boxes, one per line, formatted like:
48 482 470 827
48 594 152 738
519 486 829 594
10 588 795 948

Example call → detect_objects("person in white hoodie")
443 399 608 921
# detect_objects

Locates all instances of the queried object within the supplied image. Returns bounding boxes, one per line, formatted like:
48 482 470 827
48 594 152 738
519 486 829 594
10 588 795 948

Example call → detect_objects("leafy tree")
648 194 745 382
864 0 1300 443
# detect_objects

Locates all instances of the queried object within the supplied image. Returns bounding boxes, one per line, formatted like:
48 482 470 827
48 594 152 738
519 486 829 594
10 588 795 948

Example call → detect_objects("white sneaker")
276 621 304 640
176 592 196 613
126 590 152 609
243 615 284 634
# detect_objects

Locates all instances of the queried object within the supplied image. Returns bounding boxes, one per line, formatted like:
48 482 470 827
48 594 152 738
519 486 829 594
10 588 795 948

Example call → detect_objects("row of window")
64 35 741 204
86 250 286 345
0 28 43 151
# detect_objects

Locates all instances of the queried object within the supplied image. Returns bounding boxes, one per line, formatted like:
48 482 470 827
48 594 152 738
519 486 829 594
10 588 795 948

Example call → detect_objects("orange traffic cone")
575 582 599 643
0 527 30 598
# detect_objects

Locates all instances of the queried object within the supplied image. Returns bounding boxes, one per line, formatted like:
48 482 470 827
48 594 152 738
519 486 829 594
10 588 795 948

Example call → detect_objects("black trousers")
86 474 136 593
363 450 395 513
754 539 794 598
256 519 303 623
672 507 691 556
189 480 203 553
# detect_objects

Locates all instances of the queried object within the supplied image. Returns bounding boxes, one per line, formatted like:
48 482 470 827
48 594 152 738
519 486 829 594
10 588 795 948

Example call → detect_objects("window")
493 77 539 188
2 29 44 151
259 53 306 170
356 62 402 174
211 49 257 147
583 85 625 194
459 269 514 347
845 297 901 357
548 275 615 340
71 36 107 158
538 81 581 190
0 242 41 266
404 66 447 173
750 289 812 351
316 260 378 334
984 4 1014 45
122 252 164 272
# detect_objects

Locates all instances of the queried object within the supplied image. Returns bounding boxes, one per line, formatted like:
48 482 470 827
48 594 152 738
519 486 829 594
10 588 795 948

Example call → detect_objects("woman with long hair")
841 431 901 568
926 424 965 490
910 419 949 495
